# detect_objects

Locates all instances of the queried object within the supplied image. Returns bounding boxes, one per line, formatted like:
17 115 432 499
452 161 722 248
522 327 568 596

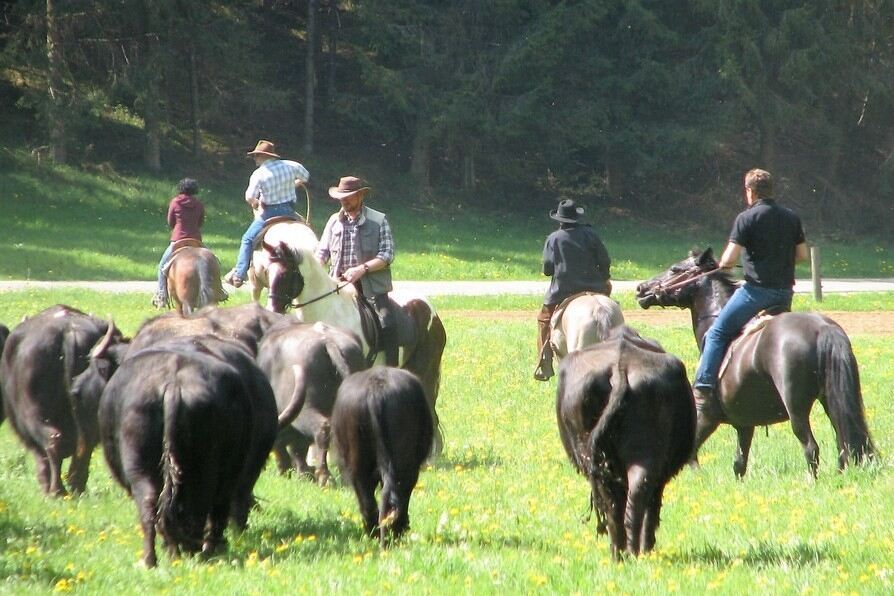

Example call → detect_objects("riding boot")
534 314 554 381
693 386 722 421
381 326 399 367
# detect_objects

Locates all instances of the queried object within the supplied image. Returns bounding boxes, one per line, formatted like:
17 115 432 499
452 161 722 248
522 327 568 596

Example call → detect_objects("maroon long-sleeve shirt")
167 193 204 241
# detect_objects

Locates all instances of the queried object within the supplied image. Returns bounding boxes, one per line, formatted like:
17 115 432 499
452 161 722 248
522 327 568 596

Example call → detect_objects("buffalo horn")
90 318 116 359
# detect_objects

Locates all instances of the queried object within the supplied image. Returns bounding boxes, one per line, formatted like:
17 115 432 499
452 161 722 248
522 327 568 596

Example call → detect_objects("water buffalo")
98 337 276 567
129 303 285 356
331 367 433 543
556 325 695 559
257 320 366 485
0 306 123 496
0 323 9 424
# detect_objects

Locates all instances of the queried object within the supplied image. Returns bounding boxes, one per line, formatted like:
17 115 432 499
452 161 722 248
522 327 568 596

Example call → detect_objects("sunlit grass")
0 295 892 592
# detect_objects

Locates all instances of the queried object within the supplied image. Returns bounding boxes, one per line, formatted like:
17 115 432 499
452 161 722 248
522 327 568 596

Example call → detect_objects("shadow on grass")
666 540 838 567
0 517 70 587
225 509 362 562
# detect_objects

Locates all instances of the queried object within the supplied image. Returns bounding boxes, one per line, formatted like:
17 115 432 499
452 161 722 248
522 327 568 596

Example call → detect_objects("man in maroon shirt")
152 178 205 307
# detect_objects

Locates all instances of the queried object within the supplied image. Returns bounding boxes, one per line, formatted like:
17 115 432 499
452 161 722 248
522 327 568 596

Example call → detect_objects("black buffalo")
331 367 433 543
98 337 276 567
129 303 285 356
556 325 695 559
257 320 366 485
0 323 9 424
1 306 122 496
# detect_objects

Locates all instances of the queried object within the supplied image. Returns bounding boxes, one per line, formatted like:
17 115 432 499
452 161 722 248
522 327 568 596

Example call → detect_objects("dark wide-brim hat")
329 176 370 200
550 199 584 223
247 140 280 159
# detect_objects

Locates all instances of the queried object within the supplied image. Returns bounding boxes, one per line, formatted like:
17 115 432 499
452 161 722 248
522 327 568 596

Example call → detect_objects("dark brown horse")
635 248 875 477
165 244 228 315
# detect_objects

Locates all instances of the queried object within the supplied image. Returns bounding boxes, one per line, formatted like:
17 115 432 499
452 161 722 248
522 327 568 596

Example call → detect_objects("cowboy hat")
329 176 370 200
247 140 280 159
550 199 584 223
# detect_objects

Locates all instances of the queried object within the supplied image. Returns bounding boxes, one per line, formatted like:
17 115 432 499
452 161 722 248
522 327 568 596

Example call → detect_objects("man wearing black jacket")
534 199 612 381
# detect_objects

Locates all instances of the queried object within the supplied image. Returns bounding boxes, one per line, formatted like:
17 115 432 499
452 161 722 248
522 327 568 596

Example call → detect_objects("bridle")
652 264 720 297
289 281 352 310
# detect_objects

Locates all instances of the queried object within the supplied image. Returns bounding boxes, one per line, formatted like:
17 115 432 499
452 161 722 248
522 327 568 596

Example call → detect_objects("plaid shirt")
244 159 310 206
316 207 394 277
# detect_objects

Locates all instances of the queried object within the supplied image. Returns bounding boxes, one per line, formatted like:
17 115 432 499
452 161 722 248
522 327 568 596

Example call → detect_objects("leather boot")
693 386 721 420
534 343 554 381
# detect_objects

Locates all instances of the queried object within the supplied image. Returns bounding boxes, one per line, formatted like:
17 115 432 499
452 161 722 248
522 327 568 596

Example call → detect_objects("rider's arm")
718 241 742 270
795 242 809 263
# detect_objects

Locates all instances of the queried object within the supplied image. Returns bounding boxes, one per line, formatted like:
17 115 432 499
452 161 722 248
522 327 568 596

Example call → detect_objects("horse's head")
635 248 717 309
264 240 305 313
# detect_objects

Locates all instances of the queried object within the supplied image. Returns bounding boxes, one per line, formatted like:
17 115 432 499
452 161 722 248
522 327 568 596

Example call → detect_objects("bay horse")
251 223 447 456
164 241 228 315
635 248 875 478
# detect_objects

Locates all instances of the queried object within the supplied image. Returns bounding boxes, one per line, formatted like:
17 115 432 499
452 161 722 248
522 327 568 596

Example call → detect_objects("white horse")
252 225 446 454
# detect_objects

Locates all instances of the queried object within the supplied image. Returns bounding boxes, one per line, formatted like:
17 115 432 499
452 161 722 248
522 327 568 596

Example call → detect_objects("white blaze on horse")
248 220 447 455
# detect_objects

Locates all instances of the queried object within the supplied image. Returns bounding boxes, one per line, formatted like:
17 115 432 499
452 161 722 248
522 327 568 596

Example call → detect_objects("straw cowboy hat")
550 199 585 223
329 176 370 200
247 140 280 159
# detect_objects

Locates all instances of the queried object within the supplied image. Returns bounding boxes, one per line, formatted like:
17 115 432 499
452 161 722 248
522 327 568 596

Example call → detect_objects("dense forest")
1 1 893 232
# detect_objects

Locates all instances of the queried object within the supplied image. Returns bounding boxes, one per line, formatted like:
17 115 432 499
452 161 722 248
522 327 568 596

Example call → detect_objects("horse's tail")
197 254 227 308
587 359 628 478
817 321 876 465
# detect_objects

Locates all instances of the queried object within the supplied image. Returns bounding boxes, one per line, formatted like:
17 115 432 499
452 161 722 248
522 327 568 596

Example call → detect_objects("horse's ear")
698 247 714 264
262 240 276 254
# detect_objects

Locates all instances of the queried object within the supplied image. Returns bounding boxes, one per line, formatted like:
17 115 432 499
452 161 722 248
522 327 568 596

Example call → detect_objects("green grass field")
0 293 892 593
2 147 894 282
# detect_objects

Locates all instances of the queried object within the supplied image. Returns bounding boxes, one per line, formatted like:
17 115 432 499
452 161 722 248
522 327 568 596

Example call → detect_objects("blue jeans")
693 283 794 390
234 202 296 279
157 242 174 298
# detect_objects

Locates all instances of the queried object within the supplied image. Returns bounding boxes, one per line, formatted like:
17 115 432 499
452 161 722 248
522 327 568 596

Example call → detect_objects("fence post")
810 246 822 302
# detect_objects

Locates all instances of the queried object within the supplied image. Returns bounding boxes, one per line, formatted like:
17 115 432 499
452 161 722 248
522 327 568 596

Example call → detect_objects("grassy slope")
1 145 893 282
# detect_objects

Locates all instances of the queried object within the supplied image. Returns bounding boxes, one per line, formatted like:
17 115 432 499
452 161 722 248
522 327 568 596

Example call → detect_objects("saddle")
162 239 205 275
717 307 788 380
355 293 417 366
548 291 607 333
252 215 306 251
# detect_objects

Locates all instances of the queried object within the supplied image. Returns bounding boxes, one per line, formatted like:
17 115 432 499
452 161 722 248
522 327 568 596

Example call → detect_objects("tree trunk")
411 122 431 189
303 0 318 155
758 116 776 172
141 1 162 172
189 39 200 158
463 152 475 190
46 0 66 164
326 1 339 101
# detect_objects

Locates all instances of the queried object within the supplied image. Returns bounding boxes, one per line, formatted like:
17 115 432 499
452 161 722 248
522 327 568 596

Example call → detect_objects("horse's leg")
789 413 820 479
624 463 650 556
690 408 721 468
733 426 755 479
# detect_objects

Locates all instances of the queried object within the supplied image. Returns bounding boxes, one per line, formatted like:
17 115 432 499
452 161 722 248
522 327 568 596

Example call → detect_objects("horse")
251 224 447 456
164 241 228 315
635 248 875 478
551 292 624 359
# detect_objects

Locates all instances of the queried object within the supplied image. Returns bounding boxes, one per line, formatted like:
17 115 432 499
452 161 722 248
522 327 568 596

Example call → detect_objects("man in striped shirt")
224 140 310 288
316 176 398 366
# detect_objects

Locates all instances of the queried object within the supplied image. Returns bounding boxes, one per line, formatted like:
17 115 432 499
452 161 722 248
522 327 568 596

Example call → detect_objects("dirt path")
451 309 894 336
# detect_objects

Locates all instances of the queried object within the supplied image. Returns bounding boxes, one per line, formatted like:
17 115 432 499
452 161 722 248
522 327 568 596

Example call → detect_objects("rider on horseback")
534 199 612 381
692 168 808 414
152 177 204 308
224 140 309 288
316 176 399 367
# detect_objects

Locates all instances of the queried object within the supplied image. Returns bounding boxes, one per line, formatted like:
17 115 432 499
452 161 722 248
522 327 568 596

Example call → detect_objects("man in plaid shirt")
316 176 399 366
224 140 310 288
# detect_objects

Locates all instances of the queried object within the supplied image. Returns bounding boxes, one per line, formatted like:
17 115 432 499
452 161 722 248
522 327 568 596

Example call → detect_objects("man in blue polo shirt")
692 168 809 416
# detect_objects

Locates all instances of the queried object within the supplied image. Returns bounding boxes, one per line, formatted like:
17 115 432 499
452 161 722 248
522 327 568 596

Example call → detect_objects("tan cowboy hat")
329 176 370 200
247 140 280 159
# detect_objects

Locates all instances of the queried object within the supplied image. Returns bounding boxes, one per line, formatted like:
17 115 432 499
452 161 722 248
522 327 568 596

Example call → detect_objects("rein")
289 281 352 310
657 266 720 294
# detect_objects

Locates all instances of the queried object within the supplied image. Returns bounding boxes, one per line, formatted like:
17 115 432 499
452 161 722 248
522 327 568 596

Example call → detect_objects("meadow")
0 290 892 594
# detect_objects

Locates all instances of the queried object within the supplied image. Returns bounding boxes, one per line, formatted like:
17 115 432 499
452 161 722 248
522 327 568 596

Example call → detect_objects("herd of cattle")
0 304 433 567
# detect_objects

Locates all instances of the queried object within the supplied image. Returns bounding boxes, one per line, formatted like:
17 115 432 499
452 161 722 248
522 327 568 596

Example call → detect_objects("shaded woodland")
2 1 893 231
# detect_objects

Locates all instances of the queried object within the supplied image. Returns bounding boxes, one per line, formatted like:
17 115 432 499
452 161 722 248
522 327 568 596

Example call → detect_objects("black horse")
635 248 875 478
